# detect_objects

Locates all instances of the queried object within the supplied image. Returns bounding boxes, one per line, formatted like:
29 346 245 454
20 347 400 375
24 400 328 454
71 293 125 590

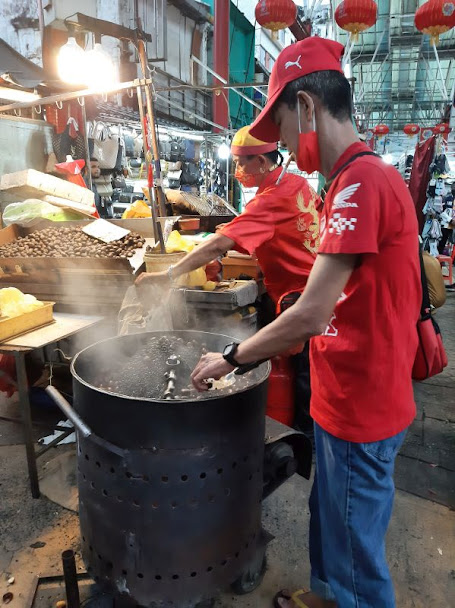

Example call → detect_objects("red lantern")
403 123 421 136
373 124 389 137
415 0 455 45
433 122 451 134
255 0 297 31
335 0 378 40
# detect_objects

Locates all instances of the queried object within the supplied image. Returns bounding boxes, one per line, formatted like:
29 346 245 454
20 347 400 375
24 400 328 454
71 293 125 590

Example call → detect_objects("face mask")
296 101 321 174
235 167 262 188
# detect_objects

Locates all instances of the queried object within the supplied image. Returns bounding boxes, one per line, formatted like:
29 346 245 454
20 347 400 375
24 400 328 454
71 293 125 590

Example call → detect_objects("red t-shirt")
220 167 319 303
310 143 421 443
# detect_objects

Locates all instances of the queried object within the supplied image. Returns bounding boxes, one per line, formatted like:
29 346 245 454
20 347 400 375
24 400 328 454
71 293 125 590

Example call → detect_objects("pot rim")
70 329 271 404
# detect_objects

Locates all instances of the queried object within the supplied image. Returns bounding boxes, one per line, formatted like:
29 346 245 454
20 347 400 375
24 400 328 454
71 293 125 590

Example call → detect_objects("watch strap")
223 343 240 367
235 359 268 375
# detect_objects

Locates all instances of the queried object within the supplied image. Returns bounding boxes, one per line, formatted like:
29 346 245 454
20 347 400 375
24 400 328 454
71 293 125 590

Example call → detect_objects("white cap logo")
284 55 302 70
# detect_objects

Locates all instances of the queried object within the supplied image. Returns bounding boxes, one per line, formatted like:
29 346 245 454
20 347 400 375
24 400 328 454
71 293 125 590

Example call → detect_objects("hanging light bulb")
217 143 230 160
57 37 87 85
84 43 118 90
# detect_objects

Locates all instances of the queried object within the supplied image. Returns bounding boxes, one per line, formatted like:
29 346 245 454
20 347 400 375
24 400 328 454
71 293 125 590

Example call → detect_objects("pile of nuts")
0 227 146 258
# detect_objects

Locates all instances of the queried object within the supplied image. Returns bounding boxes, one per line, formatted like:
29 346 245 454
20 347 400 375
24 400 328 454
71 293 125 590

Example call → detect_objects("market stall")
0 73 266 325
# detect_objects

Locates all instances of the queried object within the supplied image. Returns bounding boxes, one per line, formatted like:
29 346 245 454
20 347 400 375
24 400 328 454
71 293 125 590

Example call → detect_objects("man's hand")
191 353 234 391
135 270 170 287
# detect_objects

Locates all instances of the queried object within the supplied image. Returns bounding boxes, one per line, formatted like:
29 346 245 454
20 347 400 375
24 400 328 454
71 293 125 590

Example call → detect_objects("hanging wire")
56 100 63 109
77 96 85 107
34 104 42 114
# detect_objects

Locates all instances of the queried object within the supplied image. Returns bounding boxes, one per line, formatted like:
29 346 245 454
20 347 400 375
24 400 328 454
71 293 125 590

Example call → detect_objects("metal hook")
56 100 63 110
102 92 108 103
34 104 42 115
77 96 85 107
13 108 21 117
127 88 134 99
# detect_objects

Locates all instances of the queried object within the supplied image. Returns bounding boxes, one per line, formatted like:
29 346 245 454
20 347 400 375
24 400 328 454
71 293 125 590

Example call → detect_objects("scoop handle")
46 386 92 438
45 386 125 458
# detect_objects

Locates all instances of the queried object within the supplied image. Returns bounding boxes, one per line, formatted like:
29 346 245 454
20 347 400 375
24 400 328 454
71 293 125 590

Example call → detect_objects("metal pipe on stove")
62 550 80 608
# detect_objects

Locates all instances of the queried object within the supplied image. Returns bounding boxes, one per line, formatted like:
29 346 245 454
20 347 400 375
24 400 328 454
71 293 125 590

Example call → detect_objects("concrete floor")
0 296 454 607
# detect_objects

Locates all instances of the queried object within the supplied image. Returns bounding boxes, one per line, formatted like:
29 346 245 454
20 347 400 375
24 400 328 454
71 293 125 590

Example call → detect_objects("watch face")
223 343 235 357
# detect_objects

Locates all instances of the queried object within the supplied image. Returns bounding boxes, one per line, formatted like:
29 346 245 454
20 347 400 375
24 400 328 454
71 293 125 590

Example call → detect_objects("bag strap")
322 151 379 201
418 245 432 321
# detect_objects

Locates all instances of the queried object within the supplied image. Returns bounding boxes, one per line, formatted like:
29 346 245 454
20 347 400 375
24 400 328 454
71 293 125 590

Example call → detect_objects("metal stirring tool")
163 354 181 399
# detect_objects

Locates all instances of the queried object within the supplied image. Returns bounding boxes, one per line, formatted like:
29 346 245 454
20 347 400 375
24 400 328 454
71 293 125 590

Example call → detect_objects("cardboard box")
0 169 94 208
221 255 262 281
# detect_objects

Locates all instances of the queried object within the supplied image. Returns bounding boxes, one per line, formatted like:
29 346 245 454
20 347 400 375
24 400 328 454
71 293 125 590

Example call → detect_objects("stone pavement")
396 293 455 509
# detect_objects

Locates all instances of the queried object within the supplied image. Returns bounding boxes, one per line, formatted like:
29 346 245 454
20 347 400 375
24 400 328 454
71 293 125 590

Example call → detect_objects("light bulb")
84 43 118 90
57 37 87 85
218 143 230 160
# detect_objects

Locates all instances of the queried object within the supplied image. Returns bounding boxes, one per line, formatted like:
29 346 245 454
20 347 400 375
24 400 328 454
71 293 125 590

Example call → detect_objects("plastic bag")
0 287 44 317
165 230 195 253
3 200 82 227
179 267 207 287
122 200 152 219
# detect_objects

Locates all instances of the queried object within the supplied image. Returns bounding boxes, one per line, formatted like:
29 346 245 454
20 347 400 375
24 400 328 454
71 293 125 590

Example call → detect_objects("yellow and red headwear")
230 125 278 157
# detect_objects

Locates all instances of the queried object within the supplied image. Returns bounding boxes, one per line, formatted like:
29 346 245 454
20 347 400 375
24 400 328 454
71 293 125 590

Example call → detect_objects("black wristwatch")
222 342 241 367
222 343 264 375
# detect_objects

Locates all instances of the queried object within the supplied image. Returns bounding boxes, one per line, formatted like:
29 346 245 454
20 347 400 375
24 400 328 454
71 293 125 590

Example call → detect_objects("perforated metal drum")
71 331 270 607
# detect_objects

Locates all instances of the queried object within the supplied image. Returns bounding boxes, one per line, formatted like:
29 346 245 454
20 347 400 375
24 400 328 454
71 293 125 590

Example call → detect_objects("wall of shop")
204 1 256 129
0 1 41 65
1 0 208 126
228 4 255 129
0 115 53 209
0 115 52 176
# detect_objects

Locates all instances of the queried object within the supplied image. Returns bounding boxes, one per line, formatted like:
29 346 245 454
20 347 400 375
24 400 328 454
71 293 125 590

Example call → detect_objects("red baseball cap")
250 37 345 142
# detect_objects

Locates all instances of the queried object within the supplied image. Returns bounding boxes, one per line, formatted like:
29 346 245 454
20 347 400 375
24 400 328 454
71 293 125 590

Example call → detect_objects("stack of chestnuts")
0 227 146 258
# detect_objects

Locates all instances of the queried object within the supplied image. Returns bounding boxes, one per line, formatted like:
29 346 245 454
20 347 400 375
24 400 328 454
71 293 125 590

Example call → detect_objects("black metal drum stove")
47 331 312 608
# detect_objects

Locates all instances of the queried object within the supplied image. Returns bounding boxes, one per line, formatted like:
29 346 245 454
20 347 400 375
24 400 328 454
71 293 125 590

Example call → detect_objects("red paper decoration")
420 127 435 141
373 124 390 136
415 0 455 45
403 123 421 136
335 0 378 40
255 0 297 31
433 122 451 134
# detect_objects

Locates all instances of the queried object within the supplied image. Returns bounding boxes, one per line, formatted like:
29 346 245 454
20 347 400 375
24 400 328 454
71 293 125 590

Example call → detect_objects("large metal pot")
59 331 271 607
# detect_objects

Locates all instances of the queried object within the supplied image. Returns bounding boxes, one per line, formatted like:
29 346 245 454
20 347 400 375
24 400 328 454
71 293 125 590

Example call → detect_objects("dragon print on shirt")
296 187 320 254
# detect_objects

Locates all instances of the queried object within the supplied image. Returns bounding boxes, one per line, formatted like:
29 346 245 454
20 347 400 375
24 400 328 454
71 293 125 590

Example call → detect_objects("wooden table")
0 313 103 498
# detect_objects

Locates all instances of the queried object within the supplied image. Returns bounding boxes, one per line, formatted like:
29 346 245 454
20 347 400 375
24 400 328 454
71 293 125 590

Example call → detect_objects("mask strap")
297 97 316 133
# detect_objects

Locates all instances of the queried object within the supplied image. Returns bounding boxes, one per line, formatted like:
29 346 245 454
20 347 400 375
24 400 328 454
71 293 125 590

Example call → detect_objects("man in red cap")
191 37 421 608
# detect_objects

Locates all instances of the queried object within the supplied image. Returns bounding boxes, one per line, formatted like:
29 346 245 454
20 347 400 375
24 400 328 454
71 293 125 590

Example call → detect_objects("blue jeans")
310 423 407 608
